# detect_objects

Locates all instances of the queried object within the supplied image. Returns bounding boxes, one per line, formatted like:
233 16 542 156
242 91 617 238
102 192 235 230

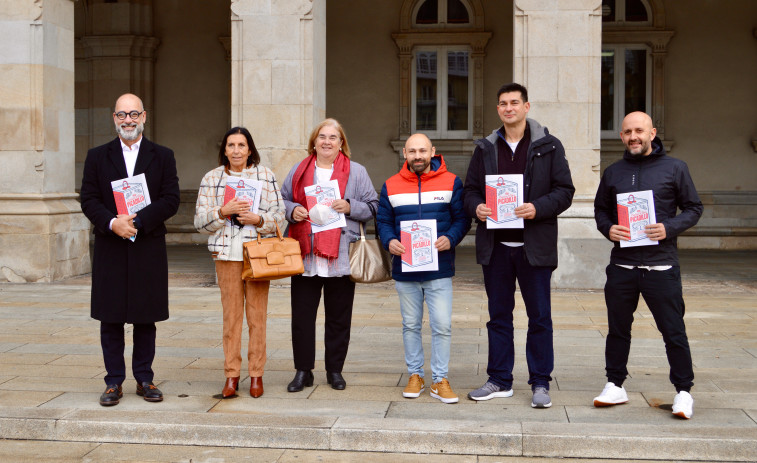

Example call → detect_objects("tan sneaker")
430 378 459 404
403 374 425 398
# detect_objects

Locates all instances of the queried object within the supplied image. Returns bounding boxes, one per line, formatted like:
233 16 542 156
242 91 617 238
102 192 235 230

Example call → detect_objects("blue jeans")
482 244 554 390
396 278 453 384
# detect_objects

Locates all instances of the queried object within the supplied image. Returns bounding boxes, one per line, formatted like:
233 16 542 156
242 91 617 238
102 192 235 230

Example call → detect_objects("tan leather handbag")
242 222 304 281
349 221 392 284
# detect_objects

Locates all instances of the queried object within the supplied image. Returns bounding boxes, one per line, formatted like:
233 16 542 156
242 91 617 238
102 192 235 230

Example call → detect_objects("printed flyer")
224 176 263 230
616 190 658 248
304 179 346 233
111 173 151 242
399 219 439 272
484 174 524 229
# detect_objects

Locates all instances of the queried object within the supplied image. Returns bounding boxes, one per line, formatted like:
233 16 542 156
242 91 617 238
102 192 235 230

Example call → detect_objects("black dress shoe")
287 370 314 392
99 384 122 406
327 371 346 390
136 382 163 402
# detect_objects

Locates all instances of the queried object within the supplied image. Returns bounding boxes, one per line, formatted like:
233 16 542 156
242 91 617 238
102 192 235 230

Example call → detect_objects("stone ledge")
0 407 755 460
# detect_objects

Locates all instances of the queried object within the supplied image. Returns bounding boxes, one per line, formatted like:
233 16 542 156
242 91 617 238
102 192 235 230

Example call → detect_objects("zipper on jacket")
636 162 644 266
416 174 423 218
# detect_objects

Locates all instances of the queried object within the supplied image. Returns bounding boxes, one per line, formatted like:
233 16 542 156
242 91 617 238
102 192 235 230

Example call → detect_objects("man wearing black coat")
463 83 574 409
80 93 180 406
592 111 702 419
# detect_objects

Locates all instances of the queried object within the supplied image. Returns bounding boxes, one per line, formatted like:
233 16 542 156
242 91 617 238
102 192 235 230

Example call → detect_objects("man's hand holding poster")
399 219 439 272
111 173 151 242
485 174 524 229
616 190 658 248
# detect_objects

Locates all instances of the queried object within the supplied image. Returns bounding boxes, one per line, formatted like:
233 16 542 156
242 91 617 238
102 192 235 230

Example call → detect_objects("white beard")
116 121 144 141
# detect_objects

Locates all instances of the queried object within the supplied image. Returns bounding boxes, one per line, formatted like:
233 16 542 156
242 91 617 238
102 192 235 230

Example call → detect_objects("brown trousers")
215 260 269 377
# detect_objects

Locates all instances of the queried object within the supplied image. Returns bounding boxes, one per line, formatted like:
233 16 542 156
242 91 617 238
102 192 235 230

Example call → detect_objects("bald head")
403 133 435 174
115 93 144 112
620 111 657 156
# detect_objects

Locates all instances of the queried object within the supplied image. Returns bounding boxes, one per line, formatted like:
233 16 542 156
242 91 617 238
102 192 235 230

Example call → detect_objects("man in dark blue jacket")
463 83 574 408
593 111 702 419
377 134 470 404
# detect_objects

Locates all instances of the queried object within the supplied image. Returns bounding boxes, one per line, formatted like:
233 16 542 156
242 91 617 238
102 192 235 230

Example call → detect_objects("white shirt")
304 165 334 277
109 138 142 231
616 264 672 271
502 139 522 247
120 138 141 177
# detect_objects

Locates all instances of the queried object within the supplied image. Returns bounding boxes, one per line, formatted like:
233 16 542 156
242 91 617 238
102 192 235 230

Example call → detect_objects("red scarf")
290 151 350 260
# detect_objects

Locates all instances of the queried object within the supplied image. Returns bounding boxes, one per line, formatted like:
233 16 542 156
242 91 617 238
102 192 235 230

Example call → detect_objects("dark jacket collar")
107 136 154 178
623 136 665 163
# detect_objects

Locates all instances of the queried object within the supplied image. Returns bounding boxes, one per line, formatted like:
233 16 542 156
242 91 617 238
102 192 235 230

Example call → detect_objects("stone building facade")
1 0 755 286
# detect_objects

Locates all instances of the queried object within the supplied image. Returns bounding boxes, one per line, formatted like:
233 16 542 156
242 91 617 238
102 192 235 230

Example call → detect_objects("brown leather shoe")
250 376 264 398
99 384 122 406
222 377 240 398
136 382 163 402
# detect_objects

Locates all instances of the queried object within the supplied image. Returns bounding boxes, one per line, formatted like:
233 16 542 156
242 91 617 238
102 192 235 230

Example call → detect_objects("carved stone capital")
602 29 674 53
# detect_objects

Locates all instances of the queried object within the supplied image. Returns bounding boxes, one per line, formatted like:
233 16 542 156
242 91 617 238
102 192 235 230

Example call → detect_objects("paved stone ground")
0 247 755 461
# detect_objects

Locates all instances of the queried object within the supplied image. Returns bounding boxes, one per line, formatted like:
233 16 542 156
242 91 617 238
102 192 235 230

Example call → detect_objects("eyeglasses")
317 134 341 142
114 111 144 120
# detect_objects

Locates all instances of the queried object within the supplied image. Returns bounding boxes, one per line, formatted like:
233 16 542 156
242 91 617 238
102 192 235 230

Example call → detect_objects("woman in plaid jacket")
194 127 285 399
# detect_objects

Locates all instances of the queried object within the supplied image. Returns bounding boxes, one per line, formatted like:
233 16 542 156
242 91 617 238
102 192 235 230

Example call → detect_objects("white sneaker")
672 391 693 419
593 382 629 407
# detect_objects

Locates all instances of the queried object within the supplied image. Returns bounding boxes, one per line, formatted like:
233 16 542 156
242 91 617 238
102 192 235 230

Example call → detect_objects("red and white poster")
224 176 262 230
485 174 523 229
617 190 658 248
111 174 151 242
399 219 438 272
304 180 346 233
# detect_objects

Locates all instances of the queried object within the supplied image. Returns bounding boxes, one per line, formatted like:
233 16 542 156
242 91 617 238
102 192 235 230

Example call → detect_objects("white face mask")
309 203 334 225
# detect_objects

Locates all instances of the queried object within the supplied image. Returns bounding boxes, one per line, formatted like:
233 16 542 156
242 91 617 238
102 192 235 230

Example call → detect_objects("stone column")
513 0 609 288
230 0 326 181
0 0 90 282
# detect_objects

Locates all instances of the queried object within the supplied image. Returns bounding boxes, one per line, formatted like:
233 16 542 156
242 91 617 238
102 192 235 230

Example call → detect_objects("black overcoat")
80 137 180 323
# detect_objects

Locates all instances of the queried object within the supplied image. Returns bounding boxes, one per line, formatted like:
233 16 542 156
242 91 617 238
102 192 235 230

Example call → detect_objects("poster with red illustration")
111 174 151 242
399 219 438 272
304 180 346 233
223 176 262 230
484 174 523 229
616 190 658 248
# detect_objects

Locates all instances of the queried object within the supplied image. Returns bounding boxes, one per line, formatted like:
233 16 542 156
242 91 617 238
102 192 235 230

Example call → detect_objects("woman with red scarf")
281 119 379 392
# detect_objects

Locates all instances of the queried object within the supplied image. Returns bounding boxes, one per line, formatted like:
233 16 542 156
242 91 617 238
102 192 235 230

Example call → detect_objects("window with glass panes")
601 0 652 137
410 0 473 138
413 47 471 138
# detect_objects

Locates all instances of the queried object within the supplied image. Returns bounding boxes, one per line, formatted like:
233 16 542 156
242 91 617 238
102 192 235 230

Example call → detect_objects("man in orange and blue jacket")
377 133 470 404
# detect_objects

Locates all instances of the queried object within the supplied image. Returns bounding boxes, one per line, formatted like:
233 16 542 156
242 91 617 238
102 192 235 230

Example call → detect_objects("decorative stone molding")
80 35 161 60
32 0 43 21
399 0 486 32
219 36 231 61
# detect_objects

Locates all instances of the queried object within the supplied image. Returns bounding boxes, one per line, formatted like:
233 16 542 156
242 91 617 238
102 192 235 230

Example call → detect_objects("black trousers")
604 264 694 392
290 274 356 373
100 322 156 386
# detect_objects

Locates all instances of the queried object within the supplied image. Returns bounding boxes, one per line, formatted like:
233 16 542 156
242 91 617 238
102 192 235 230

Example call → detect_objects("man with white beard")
80 93 180 406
